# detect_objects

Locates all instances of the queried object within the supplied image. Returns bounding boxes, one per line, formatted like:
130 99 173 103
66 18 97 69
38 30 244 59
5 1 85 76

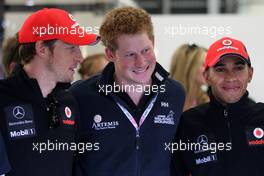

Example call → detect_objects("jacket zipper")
136 129 140 176
136 129 140 150
224 109 232 143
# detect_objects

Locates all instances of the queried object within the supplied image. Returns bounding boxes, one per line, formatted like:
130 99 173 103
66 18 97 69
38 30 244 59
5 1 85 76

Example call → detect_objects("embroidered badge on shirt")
4 104 36 140
246 127 264 146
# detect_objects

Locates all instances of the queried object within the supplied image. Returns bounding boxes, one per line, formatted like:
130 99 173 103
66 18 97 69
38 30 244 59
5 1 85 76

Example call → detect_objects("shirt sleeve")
0 132 11 175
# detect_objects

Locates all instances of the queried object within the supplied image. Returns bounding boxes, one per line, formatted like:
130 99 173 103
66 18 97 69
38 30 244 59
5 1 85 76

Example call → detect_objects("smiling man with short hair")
173 37 264 176
71 6 185 176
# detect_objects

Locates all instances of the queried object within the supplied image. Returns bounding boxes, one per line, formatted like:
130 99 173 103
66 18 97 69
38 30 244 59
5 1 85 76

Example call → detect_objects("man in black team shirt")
70 7 185 176
0 8 99 176
173 37 264 176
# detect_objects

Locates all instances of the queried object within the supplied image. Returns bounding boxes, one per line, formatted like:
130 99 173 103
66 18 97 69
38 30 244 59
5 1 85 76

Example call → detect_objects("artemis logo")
92 121 119 130
10 129 35 138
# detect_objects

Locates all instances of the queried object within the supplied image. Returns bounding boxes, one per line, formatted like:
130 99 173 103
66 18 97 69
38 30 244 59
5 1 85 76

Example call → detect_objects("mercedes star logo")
197 135 208 145
12 106 25 119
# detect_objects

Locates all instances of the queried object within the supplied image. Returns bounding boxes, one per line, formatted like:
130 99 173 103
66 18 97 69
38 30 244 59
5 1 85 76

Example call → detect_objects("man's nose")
225 70 237 82
135 54 145 67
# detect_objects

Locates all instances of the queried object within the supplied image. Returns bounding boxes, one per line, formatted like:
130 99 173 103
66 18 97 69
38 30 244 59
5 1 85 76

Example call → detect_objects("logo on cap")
253 128 264 139
222 39 232 46
65 107 72 118
68 13 77 22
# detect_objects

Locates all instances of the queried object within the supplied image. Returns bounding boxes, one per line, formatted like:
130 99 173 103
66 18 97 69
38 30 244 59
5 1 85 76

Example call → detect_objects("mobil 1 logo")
4 104 36 140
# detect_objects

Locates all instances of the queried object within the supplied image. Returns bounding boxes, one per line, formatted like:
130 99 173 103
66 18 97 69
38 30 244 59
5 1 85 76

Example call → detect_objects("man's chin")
132 76 152 84
223 96 242 104
60 77 73 83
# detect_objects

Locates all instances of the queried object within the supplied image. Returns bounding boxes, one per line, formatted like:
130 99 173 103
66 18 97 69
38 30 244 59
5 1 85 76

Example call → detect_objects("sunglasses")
186 43 198 53
46 96 60 129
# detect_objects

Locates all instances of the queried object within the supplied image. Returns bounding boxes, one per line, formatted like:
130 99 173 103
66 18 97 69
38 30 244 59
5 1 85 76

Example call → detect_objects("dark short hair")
19 39 57 64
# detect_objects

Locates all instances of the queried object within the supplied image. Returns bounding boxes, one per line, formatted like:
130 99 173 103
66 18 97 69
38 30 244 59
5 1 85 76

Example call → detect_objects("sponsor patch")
4 104 36 140
196 154 217 165
247 127 264 146
65 107 72 118
161 101 169 107
193 134 220 165
92 115 119 130
154 110 175 125
61 106 75 126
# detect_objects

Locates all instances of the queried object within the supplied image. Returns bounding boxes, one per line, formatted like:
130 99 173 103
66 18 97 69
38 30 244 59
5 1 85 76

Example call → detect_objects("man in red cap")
0 8 99 176
172 37 264 176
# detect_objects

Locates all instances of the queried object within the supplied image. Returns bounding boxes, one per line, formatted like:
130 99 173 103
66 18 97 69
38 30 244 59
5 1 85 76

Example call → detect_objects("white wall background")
152 15 264 102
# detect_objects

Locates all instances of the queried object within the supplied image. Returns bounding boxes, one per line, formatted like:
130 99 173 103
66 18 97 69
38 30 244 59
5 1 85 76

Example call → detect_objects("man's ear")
105 48 116 62
248 66 254 83
35 40 47 57
151 36 155 47
8 62 17 74
203 69 210 83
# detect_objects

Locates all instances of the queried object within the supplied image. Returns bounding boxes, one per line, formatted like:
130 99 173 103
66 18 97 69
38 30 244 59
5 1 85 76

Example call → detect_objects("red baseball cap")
204 37 250 69
18 8 100 45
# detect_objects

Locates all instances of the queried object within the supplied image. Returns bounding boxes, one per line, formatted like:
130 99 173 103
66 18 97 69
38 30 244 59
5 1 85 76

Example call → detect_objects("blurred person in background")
78 53 108 80
170 43 209 111
2 34 20 77
0 45 4 79
0 65 4 79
